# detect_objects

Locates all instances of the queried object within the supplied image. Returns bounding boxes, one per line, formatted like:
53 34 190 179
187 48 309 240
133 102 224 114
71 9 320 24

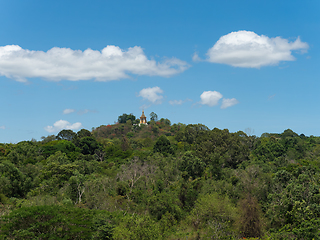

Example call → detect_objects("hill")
0 116 320 239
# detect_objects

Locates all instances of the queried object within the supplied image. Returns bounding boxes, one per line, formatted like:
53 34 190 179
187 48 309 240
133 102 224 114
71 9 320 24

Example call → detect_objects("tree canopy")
0 124 319 239
118 113 136 124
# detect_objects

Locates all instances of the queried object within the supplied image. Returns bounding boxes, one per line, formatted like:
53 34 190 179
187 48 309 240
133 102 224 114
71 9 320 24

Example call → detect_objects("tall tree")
153 136 174 156
238 195 263 238
150 112 158 121
56 130 76 141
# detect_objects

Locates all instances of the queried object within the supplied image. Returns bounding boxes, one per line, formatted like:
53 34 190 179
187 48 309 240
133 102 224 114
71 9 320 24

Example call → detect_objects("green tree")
41 135 56 143
68 171 86 204
179 151 206 179
177 124 209 144
113 214 161 240
73 129 92 147
149 112 158 121
153 136 174 156
159 118 171 126
253 137 285 163
76 129 92 138
38 156 77 194
266 169 320 239
118 113 136 124
41 140 76 158
178 178 202 211
238 194 263 238
56 129 76 141
0 160 26 198
152 125 159 134
281 129 299 139
148 192 182 221
6 141 39 165
189 192 238 237
0 206 100 239
78 137 102 155
91 214 114 240
195 128 249 171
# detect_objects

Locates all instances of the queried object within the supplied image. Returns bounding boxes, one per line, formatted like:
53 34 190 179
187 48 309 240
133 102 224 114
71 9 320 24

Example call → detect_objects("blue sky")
0 0 319 143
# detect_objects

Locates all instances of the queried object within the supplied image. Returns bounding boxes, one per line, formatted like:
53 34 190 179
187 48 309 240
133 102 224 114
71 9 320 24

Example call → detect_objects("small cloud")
0 126 5 129
139 104 151 110
78 109 97 115
63 108 75 114
169 100 183 105
199 91 238 109
279 65 289 69
206 30 309 68
192 52 201 62
44 120 83 133
221 98 239 109
63 108 97 115
169 98 192 105
268 94 276 100
138 86 164 104
200 91 223 107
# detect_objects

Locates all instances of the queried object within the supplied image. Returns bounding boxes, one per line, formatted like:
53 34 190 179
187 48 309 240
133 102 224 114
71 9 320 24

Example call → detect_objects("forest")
0 112 320 239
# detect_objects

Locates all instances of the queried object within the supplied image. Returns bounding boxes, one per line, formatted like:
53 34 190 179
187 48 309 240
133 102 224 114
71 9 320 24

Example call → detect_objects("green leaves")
3 123 320 239
0 206 109 239
0 160 26 198
113 214 161 240
56 129 76 141
78 137 102 155
153 135 174 156
148 192 183 221
179 151 206 180
266 168 320 239
118 113 136 124
188 192 238 239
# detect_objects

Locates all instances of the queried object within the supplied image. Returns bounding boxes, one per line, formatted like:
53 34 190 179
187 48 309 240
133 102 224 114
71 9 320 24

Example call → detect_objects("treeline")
0 114 320 239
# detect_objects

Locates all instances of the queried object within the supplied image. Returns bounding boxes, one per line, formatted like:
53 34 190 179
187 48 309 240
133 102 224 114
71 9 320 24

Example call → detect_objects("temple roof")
140 110 146 118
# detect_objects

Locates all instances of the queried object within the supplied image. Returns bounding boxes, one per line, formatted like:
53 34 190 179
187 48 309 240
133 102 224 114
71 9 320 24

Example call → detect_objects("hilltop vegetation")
0 113 320 239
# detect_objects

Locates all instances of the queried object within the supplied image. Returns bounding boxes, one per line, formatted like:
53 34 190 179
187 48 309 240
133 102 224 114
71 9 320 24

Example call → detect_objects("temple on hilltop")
140 110 148 125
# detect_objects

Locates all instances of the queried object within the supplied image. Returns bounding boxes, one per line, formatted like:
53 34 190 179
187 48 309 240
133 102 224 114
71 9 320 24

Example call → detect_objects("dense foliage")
0 114 320 239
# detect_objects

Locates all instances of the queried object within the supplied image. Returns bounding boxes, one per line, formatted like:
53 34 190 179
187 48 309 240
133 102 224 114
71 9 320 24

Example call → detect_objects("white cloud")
44 120 83 133
268 94 276 100
200 91 223 107
206 30 309 68
138 86 164 104
0 45 189 82
78 109 97 115
63 108 75 114
169 100 183 105
139 104 151 110
199 91 238 109
63 108 97 115
0 126 5 129
169 98 192 105
192 52 201 62
221 98 239 109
